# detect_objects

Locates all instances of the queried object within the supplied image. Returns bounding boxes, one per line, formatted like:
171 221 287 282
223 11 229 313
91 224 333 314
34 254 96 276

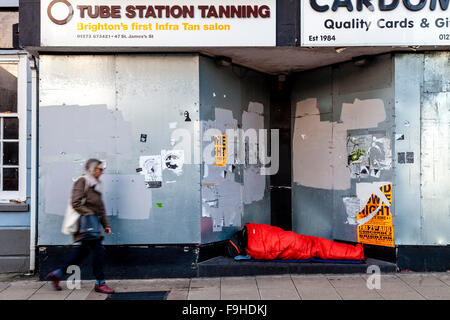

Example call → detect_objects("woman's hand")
105 227 112 235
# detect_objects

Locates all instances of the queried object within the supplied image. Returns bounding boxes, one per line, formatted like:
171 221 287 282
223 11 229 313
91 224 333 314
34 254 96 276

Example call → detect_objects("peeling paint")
293 98 387 190
343 197 360 225
200 102 268 232
243 102 266 205
201 106 243 232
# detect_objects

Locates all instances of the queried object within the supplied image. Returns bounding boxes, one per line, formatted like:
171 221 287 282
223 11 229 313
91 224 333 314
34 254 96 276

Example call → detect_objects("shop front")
0 1 35 274
17 0 449 278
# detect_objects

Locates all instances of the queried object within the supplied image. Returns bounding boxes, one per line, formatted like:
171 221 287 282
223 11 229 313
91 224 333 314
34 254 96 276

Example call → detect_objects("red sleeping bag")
245 223 364 261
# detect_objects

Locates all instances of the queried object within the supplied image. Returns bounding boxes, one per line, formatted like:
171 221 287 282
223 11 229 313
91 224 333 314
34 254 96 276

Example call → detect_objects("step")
198 256 397 277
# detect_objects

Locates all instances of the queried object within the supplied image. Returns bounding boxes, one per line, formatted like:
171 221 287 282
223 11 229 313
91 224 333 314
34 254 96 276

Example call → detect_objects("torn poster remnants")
161 149 184 176
139 155 162 188
343 197 360 225
293 98 386 190
346 134 392 179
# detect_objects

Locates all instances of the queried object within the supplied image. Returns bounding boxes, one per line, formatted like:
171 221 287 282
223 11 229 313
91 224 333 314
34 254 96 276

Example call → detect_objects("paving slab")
65 286 95 300
62 281 95 300
220 276 260 300
327 275 366 288
85 290 108 300
105 280 153 293
327 274 384 300
360 274 404 289
360 276 425 300
376 288 425 300
413 285 450 300
142 278 191 290
397 273 446 287
255 275 294 288
188 278 221 300
0 281 45 300
432 273 450 286
333 287 384 300
256 275 300 300
28 282 74 300
167 289 189 300
0 282 10 293
291 275 341 300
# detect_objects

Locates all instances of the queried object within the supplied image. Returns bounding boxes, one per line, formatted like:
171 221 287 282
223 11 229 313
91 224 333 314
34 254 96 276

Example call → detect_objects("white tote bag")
61 178 88 235
61 203 80 235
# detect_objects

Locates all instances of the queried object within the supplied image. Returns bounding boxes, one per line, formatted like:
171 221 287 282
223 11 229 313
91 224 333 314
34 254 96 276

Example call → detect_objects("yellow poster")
357 183 394 247
214 134 226 167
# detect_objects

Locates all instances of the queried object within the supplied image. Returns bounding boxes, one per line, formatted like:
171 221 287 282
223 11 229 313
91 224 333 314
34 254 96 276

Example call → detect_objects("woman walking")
47 159 114 294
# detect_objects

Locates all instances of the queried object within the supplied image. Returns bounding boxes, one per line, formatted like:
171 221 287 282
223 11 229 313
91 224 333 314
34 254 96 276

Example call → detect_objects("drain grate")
106 291 169 300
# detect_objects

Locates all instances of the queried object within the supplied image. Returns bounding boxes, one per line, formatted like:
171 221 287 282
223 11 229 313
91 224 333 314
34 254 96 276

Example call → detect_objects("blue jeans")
60 239 105 281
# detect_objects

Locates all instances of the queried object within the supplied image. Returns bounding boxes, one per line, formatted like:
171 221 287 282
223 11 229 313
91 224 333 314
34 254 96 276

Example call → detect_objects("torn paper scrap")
139 155 162 188
161 150 184 176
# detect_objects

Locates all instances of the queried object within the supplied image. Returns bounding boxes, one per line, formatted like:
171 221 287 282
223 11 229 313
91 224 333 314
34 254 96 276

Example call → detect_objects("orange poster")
214 134 226 167
357 183 394 247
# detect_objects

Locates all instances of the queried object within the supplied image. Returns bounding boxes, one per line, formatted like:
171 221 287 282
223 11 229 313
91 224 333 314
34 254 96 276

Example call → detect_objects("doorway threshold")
198 256 397 277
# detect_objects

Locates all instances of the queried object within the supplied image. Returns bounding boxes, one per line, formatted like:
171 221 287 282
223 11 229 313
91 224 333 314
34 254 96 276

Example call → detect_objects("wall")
0 53 32 272
38 54 201 245
0 0 28 273
0 11 18 49
291 54 395 243
394 52 450 246
199 57 271 244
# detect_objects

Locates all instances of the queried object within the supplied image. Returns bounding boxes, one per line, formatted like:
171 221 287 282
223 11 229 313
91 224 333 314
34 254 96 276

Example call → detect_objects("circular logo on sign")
47 0 74 25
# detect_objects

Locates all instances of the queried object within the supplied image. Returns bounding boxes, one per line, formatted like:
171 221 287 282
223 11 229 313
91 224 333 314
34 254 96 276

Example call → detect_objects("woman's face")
93 163 104 179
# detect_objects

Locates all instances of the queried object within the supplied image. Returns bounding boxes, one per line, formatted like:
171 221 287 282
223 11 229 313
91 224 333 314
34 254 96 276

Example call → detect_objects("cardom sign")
41 0 276 47
301 0 450 46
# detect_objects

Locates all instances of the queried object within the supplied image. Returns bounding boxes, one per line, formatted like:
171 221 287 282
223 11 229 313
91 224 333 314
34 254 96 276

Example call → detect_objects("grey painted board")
38 54 201 245
393 54 423 245
420 52 450 246
394 52 450 246
290 66 333 238
291 55 395 243
292 185 333 239
199 57 271 243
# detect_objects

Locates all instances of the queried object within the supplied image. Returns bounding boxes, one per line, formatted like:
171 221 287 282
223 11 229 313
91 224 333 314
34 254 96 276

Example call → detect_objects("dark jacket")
71 177 110 243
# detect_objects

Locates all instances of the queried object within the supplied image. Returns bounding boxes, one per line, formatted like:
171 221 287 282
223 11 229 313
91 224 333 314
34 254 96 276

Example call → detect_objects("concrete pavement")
0 272 449 300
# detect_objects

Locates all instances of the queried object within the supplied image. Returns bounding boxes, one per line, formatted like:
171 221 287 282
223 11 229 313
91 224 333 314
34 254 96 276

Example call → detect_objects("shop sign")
41 0 276 47
301 0 450 46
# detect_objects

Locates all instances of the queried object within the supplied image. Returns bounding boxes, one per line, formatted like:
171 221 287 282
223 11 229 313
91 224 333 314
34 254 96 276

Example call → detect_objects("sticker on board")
139 155 162 188
357 183 394 247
